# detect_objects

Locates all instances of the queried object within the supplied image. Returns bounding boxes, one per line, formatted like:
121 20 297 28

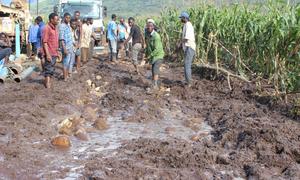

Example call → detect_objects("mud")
0 52 299 179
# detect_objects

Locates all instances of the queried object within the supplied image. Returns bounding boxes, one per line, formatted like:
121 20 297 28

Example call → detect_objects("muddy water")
38 102 213 179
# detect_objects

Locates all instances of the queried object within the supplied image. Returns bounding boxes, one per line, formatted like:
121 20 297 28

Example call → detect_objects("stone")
51 135 71 148
93 117 109 130
216 154 230 165
75 127 89 141
191 135 200 141
58 118 73 135
165 127 176 134
83 106 98 121
86 79 92 87
96 75 102 80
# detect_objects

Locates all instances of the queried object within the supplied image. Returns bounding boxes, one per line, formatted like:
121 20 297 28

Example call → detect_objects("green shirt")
145 31 164 64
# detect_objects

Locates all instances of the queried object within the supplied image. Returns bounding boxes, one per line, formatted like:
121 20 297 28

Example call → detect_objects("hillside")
29 0 300 19
29 0 196 18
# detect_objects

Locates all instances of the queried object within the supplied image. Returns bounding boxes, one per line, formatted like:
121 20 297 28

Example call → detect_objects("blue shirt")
59 22 73 50
107 21 117 40
118 24 126 40
37 22 45 49
28 24 39 43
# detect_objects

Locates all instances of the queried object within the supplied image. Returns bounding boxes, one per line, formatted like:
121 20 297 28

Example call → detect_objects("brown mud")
0 52 299 179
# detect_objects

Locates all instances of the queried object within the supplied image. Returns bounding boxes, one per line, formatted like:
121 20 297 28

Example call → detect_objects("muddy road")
0 53 299 179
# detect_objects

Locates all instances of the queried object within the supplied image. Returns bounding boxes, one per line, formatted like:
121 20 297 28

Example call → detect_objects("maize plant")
155 2 300 94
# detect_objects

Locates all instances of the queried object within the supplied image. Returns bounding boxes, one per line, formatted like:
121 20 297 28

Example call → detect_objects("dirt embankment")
0 54 299 179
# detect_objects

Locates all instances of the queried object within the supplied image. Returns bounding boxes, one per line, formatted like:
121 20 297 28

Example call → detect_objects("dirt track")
0 53 299 179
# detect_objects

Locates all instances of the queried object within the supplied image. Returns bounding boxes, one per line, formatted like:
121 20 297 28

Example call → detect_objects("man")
0 33 12 64
145 22 165 91
179 12 196 87
70 18 81 73
81 19 92 64
59 13 74 81
73 11 82 70
42 13 59 88
36 16 46 72
87 18 96 61
117 17 128 60
124 17 144 74
107 14 118 62
28 19 40 60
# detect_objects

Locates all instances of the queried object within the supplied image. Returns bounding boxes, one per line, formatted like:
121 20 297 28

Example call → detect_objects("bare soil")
0 53 299 180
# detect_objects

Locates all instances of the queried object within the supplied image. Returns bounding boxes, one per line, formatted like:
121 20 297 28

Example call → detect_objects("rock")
93 117 109 130
83 106 98 121
71 117 85 127
76 99 84 105
190 117 203 124
165 127 176 134
75 127 89 141
191 135 200 141
96 75 102 80
58 118 73 135
95 87 100 92
86 79 92 87
216 154 230 165
51 135 71 148
184 120 200 131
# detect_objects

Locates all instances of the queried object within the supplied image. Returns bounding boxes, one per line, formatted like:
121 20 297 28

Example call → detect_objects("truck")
0 0 31 54
54 0 106 48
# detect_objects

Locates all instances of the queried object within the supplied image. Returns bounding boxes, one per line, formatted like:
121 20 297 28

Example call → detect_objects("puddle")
38 101 213 179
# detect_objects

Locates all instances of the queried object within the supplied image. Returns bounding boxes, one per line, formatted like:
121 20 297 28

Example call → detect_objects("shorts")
44 56 57 77
152 59 163 76
132 43 142 65
75 48 81 56
63 49 75 72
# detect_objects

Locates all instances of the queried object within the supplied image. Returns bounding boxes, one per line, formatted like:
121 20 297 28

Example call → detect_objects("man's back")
182 21 196 51
29 24 39 43
107 21 117 40
130 24 142 45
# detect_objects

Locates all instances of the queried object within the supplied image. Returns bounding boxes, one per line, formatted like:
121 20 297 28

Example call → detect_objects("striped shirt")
59 22 74 50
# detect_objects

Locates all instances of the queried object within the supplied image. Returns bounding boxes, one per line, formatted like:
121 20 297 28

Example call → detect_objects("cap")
179 11 189 19
147 19 155 25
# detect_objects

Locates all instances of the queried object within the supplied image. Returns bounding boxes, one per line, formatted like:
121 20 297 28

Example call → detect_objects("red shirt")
42 23 59 57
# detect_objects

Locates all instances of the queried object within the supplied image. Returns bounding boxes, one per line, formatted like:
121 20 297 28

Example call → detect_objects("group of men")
8 10 196 90
106 11 196 91
28 11 96 88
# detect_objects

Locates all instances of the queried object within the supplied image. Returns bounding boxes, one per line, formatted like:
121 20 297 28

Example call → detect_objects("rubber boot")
125 51 129 60
112 53 117 63
110 52 113 61
153 80 159 90
116 51 119 61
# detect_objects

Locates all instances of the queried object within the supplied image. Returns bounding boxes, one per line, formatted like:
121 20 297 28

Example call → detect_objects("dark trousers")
44 56 57 77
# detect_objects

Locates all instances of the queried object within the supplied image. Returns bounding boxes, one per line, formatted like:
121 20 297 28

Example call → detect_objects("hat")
179 12 189 19
147 19 155 25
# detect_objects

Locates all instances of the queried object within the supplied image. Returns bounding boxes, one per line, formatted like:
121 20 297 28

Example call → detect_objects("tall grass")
157 2 300 94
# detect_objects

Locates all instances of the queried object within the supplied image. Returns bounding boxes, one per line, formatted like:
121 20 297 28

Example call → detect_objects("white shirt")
182 21 196 51
81 24 92 48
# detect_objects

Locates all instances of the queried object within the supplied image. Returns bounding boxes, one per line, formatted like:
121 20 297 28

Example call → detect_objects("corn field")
155 2 300 94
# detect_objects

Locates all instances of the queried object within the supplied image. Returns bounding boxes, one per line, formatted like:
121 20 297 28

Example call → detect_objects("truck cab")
54 0 106 47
